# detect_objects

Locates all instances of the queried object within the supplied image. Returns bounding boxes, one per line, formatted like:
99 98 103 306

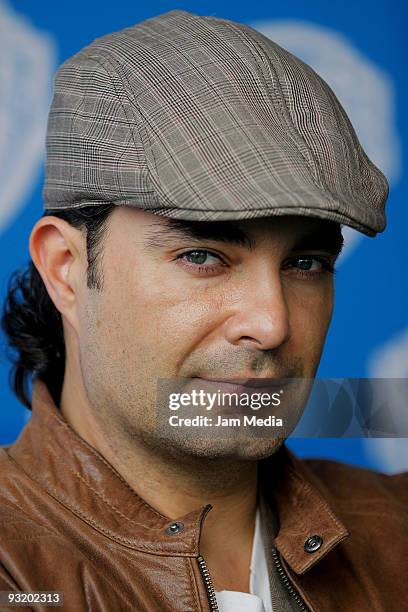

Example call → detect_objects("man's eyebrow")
291 224 344 256
144 219 255 251
143 217 344 256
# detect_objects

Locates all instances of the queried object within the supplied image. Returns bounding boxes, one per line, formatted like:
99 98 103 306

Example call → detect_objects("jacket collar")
258 447 349 575
9 379 348 573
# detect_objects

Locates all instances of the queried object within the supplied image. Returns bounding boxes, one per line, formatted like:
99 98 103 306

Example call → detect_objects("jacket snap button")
165 521 184 536
304 535 323 553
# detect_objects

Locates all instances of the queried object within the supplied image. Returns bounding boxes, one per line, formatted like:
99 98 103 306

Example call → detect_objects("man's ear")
29 216 86 333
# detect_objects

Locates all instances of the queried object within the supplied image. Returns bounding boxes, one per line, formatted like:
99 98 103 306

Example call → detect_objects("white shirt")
214 506 273 612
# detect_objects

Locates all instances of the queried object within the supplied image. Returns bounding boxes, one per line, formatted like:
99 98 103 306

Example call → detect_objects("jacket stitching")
7 443 192 553
187 557 202 612
51 452 164 531
40 400 171 522
277 468 348 570
288 465 347 531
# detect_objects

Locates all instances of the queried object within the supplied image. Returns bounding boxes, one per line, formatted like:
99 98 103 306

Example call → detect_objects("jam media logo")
0 0 56 235
250 19 401 265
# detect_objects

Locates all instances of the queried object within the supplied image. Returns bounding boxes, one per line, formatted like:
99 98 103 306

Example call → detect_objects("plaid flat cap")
43 9 389 236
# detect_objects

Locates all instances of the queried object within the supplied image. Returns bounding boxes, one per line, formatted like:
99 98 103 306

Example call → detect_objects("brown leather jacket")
0 379 407 611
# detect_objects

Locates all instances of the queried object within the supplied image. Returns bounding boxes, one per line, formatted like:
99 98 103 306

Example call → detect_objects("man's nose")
222 271 291 351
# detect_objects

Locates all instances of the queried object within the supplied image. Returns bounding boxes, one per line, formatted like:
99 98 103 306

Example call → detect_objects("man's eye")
179 250 221 266
175 249 227 276
285 256 335 274
295 258 323 271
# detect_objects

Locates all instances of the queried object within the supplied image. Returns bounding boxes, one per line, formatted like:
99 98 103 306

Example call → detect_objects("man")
0 8 406 612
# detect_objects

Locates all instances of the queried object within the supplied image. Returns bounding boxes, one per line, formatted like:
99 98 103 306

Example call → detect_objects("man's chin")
151 434 286 462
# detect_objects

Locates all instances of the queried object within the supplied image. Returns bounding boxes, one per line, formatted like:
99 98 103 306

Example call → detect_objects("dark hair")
1 203 115 410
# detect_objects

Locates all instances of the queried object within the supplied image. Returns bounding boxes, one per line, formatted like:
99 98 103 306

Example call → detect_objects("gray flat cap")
43 9 389 236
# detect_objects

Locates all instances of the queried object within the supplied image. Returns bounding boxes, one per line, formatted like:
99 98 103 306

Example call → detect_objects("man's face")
75 207 342 461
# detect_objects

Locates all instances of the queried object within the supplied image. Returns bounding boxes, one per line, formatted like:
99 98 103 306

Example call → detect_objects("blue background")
1 0 407 471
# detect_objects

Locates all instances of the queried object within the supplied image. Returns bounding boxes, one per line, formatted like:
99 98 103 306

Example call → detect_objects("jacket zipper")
272 547 310 611
197 555 219 612
197 548 309 612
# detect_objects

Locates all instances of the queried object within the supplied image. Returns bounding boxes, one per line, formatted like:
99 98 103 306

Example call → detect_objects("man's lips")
193 376 290 390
